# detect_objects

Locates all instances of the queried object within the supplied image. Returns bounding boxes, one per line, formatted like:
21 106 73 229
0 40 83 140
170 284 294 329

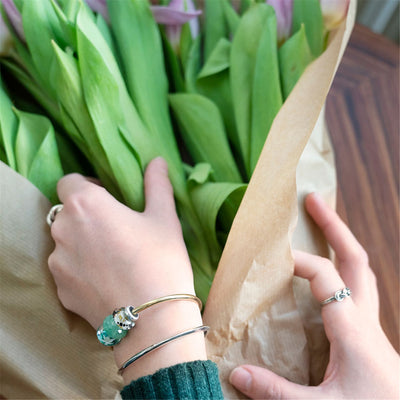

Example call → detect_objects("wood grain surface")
326 24 399 352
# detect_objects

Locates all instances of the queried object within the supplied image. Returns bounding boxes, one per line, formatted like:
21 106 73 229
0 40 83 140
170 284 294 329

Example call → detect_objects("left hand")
48 157 206 382
48 157 195 329
229 193 399 399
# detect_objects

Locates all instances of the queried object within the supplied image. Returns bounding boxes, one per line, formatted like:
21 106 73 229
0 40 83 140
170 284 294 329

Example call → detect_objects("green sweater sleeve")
120 360 224 399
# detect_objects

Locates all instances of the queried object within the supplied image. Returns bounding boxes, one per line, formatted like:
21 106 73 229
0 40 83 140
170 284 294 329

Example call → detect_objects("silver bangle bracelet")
117 325 210 375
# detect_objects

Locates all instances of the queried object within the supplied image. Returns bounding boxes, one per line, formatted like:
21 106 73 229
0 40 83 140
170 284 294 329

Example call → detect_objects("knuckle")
57 173 80 192
320 257 335 272
347 245 369 266
67 186 102 215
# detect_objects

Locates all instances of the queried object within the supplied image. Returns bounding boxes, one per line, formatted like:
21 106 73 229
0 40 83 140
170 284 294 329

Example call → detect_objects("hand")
229 193 399 399
48 157 206 382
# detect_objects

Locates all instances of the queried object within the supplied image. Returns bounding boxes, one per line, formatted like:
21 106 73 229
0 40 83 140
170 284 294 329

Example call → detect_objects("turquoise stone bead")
97 315 128 346
103 315 127 339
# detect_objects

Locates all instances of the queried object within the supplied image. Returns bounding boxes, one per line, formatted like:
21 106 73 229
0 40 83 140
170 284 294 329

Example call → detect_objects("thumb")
229 365 319 399
144 157 177 219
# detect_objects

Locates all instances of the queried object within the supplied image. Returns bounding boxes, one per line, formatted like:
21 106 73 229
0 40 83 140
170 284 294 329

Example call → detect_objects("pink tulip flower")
266 0 293 42
151 0 201 51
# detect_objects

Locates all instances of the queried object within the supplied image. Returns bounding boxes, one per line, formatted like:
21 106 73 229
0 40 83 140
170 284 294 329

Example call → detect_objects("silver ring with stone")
320 287 352 306
46 204 64 227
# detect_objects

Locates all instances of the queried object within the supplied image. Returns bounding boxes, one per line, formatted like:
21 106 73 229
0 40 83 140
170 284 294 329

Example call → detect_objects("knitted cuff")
120 360 224 400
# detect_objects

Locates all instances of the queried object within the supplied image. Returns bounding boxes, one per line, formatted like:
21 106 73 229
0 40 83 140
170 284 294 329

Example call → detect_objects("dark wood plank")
326 24 399 352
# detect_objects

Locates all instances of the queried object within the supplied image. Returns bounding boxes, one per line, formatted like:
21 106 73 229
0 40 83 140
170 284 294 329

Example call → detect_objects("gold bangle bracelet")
97 294 203 346
131 294 203 315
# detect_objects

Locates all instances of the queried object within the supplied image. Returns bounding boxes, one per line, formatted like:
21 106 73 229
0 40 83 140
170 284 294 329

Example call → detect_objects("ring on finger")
46 204 64 227
320 287 352 306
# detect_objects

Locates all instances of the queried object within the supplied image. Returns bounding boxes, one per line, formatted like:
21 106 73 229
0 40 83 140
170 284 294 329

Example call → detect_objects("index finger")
305 193 368 267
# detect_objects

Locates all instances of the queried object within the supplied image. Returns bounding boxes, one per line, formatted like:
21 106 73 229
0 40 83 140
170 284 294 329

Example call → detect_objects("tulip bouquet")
0 0 355 397
0 0 348 305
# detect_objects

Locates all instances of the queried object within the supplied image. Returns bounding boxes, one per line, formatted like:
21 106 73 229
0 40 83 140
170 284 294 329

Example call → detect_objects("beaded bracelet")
96 294 202 346
118 325 210 375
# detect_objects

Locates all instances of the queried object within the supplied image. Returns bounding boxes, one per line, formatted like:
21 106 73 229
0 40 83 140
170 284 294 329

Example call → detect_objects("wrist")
112 300 207 384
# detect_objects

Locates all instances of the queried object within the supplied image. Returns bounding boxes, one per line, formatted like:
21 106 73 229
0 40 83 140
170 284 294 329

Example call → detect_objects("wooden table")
326 24 399 352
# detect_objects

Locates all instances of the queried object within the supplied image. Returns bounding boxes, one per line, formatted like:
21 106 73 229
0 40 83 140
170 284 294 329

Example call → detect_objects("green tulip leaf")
196 39 242 172
221 0 240 35
231 3 282 178
204 0 228 62
188 173 247 265
186 162 213 185
292 0 324 58
279 24 313 100
107 0 187 200
0 84 18 169
95 14 117 58
76 4 145 209
180 23 193 71
169 93 242 183
198 38 231 79
160 29 185 93
49 0 77 50
21 0 68 96
250 6 282 173
185 36 201 93
14 109 63 203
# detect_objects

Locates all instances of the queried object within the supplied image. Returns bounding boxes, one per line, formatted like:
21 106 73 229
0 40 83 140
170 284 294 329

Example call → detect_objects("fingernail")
153 157 168 172
229 367 252 392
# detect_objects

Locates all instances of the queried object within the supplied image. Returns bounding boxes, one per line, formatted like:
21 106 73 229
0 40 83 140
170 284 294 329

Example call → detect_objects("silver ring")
46 204 64 227
321 287 351 306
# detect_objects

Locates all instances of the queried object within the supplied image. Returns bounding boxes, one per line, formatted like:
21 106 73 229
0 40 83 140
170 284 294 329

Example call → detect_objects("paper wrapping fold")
203 2 355 397
0 2 355 397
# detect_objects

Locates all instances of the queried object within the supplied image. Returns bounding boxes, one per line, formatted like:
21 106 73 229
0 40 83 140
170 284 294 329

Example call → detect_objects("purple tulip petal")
2 0 25 41
167 0 200 38
85 0 109 22
168 0 186 9
266 0 293 42
150 6 201 26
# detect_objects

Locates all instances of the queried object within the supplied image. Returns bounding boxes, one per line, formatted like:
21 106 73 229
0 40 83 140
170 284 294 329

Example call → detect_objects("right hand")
230 193 400 399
